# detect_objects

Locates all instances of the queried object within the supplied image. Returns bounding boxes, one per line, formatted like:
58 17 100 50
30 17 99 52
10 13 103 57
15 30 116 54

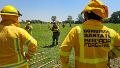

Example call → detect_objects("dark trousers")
52 32 60 45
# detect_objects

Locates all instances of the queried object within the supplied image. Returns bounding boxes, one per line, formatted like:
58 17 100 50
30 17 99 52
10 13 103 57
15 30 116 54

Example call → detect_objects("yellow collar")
83 19 102 26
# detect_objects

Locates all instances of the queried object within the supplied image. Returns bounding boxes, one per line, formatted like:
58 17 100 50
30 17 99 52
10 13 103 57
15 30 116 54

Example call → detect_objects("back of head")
0 5 22 27
81 0 108 20
0 5 22 17
84 11 102 21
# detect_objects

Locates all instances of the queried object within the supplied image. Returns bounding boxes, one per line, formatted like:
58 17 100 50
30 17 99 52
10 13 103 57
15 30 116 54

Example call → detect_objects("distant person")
69 23 72 27
50 21 60 47
62 23 65 28
0 5 37 68
60 0 120 68
25 22 33 34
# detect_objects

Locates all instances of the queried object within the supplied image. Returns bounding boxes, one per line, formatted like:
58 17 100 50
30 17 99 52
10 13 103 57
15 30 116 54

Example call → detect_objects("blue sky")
0 0 119 22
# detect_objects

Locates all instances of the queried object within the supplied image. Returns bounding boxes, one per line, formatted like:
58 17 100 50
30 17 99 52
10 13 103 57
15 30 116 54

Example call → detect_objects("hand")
24 52 31 60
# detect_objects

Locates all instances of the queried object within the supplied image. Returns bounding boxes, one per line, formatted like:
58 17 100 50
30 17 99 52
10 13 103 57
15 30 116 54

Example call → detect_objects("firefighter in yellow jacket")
0 5 37 68
25 22 33 34
60 0 120 68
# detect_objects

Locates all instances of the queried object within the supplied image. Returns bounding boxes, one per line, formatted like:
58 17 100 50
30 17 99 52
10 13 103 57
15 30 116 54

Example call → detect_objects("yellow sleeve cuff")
60 49 70 57
61 63 71 68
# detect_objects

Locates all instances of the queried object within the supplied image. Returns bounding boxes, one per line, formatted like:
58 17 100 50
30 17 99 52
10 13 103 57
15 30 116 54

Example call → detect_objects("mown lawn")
21 23 120 68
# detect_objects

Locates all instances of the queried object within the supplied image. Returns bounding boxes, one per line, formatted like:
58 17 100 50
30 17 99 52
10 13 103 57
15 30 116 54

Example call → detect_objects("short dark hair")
84 11 103 21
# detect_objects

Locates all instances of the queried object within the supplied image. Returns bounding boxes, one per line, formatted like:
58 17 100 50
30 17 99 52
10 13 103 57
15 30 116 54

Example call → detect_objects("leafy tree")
102 18 109 23
67 16 72 21
109 11 120 23
77 14 84 23
20 20 25 23
67 16 74 24
20 20 44 24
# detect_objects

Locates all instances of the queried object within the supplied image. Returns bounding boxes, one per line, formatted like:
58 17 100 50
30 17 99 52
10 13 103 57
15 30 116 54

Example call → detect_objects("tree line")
20 11 120 24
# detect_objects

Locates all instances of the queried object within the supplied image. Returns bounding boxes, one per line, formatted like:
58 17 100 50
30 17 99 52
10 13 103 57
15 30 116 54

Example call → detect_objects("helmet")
27 22 30 25
0 5 22 17
81 0 108 19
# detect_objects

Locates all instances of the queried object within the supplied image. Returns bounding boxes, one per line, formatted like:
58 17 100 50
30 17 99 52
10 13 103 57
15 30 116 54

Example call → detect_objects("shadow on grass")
42 44 57 48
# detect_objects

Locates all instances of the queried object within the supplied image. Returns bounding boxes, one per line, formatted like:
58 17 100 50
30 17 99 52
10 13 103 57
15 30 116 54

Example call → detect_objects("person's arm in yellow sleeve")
30 25 33 30
60 27 77 68
19 28 37 60
109 29 120 58
112 32 120 47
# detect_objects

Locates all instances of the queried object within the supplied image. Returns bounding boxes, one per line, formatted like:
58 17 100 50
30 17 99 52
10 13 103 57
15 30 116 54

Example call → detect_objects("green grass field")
22 23 120 68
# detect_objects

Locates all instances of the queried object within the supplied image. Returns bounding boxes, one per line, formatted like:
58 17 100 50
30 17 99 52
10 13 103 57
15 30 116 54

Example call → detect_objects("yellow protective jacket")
60 19 120 68
0 25 37 68
25 25 33 35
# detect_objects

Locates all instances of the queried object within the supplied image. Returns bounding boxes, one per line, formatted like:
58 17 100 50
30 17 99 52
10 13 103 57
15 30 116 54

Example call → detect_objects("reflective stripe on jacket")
0 25 37 68
60 20 120 68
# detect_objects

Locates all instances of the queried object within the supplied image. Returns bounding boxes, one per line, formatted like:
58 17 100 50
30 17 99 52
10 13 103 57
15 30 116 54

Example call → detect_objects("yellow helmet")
81 0 108 19
0 5 22 17
27 22 30 25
